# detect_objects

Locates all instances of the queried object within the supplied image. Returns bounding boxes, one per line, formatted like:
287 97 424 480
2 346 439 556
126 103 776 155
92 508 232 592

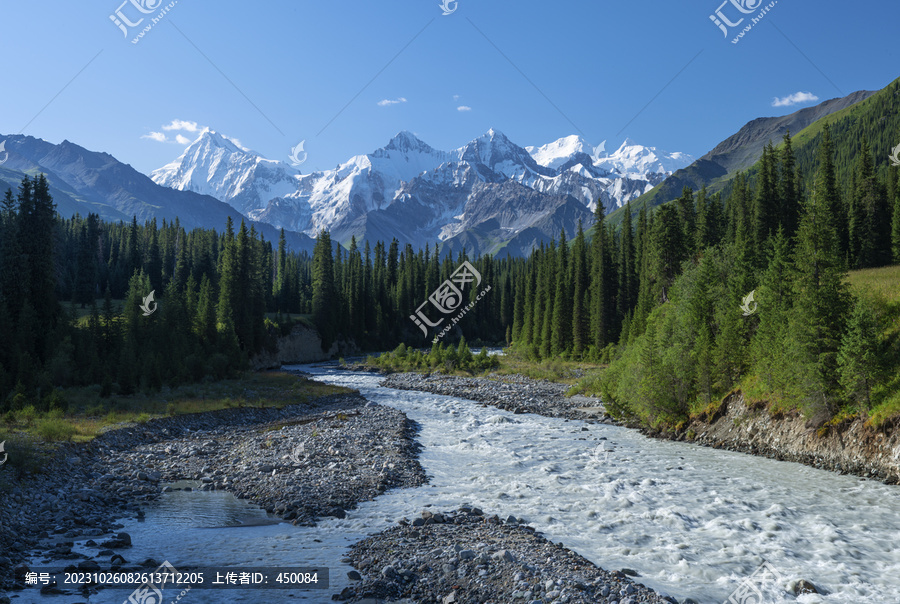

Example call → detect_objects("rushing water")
20 366 900 603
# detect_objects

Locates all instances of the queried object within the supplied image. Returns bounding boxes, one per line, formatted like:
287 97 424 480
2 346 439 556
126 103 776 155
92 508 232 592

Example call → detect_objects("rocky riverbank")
654 391 900 485
382 373 610 422
0 391 426 599
337 507 677 604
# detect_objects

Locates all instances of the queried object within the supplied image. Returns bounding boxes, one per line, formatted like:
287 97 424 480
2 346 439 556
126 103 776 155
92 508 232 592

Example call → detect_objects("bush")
17 405 39 425
0 434 49 477
35 417 76 442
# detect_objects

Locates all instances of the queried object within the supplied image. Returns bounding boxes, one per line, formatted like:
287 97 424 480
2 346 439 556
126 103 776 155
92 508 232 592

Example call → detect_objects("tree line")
1 125 898 424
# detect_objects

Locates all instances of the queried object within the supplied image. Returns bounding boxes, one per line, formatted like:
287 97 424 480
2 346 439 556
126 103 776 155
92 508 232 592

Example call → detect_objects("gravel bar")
337 507 677 604
0 391 426 599
381 372 611 422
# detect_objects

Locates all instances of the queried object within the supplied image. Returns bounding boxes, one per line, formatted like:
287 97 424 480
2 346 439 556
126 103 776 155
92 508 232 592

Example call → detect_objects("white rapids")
20 366 900 603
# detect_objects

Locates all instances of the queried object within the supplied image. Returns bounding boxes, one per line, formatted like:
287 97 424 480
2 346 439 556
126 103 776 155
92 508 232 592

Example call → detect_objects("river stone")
329 507 346 519
347 570 361 581
493 549 516 562
792 579 819 595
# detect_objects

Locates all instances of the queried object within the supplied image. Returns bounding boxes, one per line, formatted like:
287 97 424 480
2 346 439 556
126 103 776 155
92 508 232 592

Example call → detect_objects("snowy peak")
151 130 300 214
382 131 433 154
456 129 544 178
527 135 596 169
597 139 692 177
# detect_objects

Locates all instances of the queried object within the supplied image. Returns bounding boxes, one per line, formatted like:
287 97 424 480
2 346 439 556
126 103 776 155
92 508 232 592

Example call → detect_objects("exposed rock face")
251 324 356 369
659 392 900 484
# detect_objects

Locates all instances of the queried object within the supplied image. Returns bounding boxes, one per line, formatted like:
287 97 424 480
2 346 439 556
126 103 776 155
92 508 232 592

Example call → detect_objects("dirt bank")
650 391 900 484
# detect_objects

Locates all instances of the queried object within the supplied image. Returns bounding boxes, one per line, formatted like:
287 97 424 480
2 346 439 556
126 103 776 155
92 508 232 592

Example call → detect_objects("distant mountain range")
152 129 692 257
4 83 881 259
0 135 315 252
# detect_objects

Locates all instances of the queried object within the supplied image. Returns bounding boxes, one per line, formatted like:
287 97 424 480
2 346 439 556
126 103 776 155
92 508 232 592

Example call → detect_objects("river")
20 365 900 603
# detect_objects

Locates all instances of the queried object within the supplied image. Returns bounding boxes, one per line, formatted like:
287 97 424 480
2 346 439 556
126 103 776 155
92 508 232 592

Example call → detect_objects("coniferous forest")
1 124 899 427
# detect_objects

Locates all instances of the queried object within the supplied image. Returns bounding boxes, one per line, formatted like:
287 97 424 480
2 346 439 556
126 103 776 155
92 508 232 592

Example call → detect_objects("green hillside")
610 76 900 226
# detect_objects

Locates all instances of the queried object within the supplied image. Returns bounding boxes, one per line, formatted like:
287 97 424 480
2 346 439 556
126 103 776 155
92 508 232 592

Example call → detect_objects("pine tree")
312 231 338 351
540 241 556 359
616 203 637 324
216 217 238 342
778 131 799 238
571 221 589 357
650 204 685 303
194 274 217 345
792 142 849 415
551 230 571 356
590 206 614 350
146 219 162 292
676 187 696 256
816 124 847 260
892 167 900 263
753 141 778 253
73 214 100 307
837 296 883 413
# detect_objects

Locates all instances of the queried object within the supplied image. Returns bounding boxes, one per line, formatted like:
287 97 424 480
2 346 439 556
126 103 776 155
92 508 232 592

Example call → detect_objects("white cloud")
377 97 407 107
162 119 201 132
772 91 819 107
143 120 208 144
457 105 472 112
453 94 460 101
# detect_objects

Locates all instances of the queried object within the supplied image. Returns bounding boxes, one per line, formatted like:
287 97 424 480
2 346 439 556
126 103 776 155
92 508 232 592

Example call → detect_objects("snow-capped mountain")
151 130 301 215
151 129 692 256
0 134 315 253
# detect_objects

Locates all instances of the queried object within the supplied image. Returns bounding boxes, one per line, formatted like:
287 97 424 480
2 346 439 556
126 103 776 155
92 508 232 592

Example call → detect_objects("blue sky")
1 1 897 175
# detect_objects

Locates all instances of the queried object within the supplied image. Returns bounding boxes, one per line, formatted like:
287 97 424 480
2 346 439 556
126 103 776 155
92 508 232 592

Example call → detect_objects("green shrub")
35 417 76 442
17 405 39 425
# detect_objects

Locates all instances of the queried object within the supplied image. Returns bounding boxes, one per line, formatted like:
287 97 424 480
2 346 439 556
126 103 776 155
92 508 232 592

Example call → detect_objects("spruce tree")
312 231 338 351
676 187 696 256
892 167 900 263
753 141 778 253
571 221 589 357
616 203 637 324
792 143 849 416
551 230 571 357
837 296 882 413
778 131 799 238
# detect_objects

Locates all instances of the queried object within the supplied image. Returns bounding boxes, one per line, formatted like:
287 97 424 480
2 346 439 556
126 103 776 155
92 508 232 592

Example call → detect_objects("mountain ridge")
152 129 692 257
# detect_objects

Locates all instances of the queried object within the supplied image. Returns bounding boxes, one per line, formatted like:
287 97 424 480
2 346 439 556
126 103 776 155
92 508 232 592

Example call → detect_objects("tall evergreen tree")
778 131 799 238
616 203 637 324
571 221 589 357
550 230 571 357
312 231 338 350
753 141 779 253
791 144 849 416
